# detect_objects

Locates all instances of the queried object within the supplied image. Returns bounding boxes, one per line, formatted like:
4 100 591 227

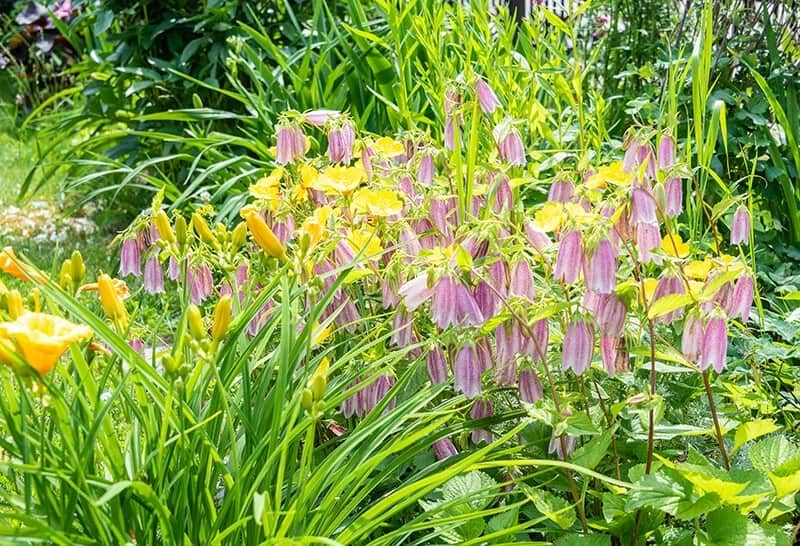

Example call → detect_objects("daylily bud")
454 344 482 399
245 212 286 260
562 319 595 376
554 230 584 284
186 305 205 340
310 357 330 400
59 259 73 291
174 214 188 248
231 221 248 250
700 314 728 373
153 210 176 244
301 388 314 412
7 289 24 319
211 295 232 343
192 213 220 249
730 205 751 246
70 251 85 286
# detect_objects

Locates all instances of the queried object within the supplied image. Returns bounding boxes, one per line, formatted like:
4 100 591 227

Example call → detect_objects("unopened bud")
174 215 188 248
153 210 176 244
245 212 286 260
192 213 220 249
301 388 314 412
59 259 73 290
231 222 248 250
211 295 232 342
7 290 24 319
187 305 206 340
70 251 85 285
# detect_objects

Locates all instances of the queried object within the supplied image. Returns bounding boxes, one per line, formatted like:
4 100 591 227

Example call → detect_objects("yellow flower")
348 228 383 258
351 188 404 217
685 258 713 280
97 274 129 329
640 278 659 305
0 313 93 374
371 137 405 158
299 206 333 251
532 202 565 232
249 168 285 208
586 161 634 189
310 165 365 195
0 247 42 283
661 233 690 258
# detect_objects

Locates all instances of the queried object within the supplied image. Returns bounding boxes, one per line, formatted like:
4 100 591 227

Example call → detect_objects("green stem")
703 371 730 470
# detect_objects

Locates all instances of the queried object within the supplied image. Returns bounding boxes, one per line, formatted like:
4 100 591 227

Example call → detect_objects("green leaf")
732 420 780 454
570 425 617 470
749 436 800 472
704 508 791 546
553 534 611 546
521 486 576 530
626 470 716 520
647 294 692 320
442 471 497 511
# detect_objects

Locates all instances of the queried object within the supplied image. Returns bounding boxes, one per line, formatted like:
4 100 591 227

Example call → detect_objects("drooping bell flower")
657 134 676 171
188 264 213 304
327 121 356 164
636 223 663 265
652 275 686 324
554 230 584 284
474 280 499 319
454 344 482 399
119 238 142 278
495 322 519 370
304 109 340 126
470 399 494 444
493 176 514 212
493 349 517 386
730 205 751 246
664 178 683 218
390 309 417 348
399 274 431 310
599 336 618 376
431 275 484 329
371 374 396 413
681 312 704 363
700 314 728 373
167 256 180 281
399 229 422 261
426 346 448 384
143 257 164 295
272 215 296 245
518 369 543 403
548 180 575 203
548 410 577 461
562 319 595 376
584 239 616 294
432 438 458 460
246 299 275 337
475 338 494 372
444 116 457 151
474 77 501 114
595 293 626 337
710 280 734 315
729 276 754 322
275 124 306 165
430 198 455 240
525 222 552 252
494 123 526 166
381 276 400 309
524 319 549 363
630 187 657 225
417 153 435 185
509 260 535 300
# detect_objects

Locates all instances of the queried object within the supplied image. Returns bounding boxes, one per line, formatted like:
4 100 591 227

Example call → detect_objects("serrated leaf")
732 420 780 454
442 471 496 511
749 436 800 472
705 508 790 546
553 534 611 546
564 412 600 436
647 294 692 320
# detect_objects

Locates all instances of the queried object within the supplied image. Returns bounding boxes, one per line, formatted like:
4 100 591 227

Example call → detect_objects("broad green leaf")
553 534 611 546
732 420 780 454
442 471 497 511
704 508 791 546
570 425 617 470
768 470 800 499
749 436 800 472
647 294 692 320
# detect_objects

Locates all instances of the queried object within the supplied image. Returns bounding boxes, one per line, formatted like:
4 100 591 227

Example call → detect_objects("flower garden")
1 1 799 544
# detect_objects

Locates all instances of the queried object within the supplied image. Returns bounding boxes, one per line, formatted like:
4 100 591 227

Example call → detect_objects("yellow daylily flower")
97 274 129 329
348 228 383 258
586 161 634 189
249 168 285 207
79 278 130 299
311 165 365 195
371 137 405 158
662 233 690 258
299 206 333 251
0 313 93 375
532 202 565 232
351 188 404 217
641 278 659 305
685 258 714 280
0 248 43 283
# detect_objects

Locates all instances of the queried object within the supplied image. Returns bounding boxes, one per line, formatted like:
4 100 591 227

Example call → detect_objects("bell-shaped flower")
700 314 728 373
562 318 595 376
518 369 544 403
554 230 584 284
584 239 616 294
454 344 482 399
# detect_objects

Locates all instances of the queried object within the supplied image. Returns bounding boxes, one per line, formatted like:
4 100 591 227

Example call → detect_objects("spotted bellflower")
584 239 616 294
700 314 728 373
518 369 544 403
562 319 595 376
730 205 751 246
143 256 164 295
454 344 482 399
474 77 501 114
470 399 494 444
426 345 449 384
119 237 142 278
554 230 584 284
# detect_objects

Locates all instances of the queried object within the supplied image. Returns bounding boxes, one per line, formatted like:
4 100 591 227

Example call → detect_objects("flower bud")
153 210 176 245
7 289 24 319
98 274 128 329
245 212 286 260
59 259 73 291
70 251 85 286
187 305 206 340
231 221 248 250
301 388 314 412
174 215 188 248
310 357 330 401
192 213 220 249
211 295 232 343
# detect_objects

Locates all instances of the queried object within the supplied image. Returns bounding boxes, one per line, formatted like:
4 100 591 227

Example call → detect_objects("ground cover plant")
1 0 799 544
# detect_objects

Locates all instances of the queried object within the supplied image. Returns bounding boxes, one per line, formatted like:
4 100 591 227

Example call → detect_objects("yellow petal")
662 233 690 258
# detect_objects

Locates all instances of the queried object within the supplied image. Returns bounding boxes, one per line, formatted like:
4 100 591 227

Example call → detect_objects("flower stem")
702 371 730 470
645 319 657 474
